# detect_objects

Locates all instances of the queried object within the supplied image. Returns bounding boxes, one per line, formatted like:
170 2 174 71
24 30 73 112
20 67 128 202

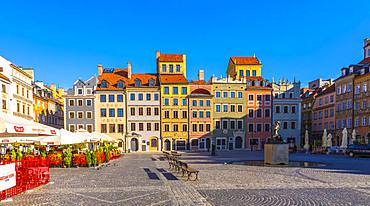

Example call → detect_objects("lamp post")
46 144 50 154
0 144 7 163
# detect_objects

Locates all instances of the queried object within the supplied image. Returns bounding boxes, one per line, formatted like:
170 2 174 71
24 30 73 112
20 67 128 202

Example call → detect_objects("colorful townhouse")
64 76 97 132
157 51 190 151
311 84 336 144
272 79 302 148
126 72 161 152
95 63 129 148
188 70 213 151
0 71 11 114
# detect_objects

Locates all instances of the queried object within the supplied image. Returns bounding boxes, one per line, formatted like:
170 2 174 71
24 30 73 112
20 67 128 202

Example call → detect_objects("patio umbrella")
341 128 348 148
322 129 327 147
351 129 356 144
40 129 87 145
304 130 310 150
327 133 333 147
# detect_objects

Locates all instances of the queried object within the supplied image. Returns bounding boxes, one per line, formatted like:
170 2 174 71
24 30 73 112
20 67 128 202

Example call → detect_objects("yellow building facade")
227 56 262 80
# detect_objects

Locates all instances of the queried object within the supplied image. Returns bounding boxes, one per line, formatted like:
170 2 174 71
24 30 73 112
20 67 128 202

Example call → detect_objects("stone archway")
130 138 139 152
164 139 171 151
235 136 243 149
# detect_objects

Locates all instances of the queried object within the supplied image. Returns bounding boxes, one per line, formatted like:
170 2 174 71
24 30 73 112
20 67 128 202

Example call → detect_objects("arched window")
117 81 125 88
135 79 141 87
149 78 155 87
101 80 108 88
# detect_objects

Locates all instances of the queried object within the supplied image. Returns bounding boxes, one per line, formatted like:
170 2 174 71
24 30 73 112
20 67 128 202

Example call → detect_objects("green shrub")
11 149 16 161
91 151 97 166
63 147 72 167
86 151 92 167
16 150 23 161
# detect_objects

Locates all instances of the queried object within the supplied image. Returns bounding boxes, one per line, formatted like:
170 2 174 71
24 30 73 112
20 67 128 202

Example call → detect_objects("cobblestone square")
3 151 370 206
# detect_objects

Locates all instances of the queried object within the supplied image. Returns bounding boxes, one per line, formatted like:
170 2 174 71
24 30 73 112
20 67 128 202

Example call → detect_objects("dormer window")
135 79 142 87
117 81 125 88
101 80 108 88
149 78 155 87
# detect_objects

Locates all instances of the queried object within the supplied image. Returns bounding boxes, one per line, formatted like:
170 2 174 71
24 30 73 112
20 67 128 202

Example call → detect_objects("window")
154 108 159 115
146 108 151 116
265 124 270 132
181 87 187 94
230 105 235 112
78 99 83 106
265 95 271 101
77 112 83 119
100 95 106 102
173 111 178 118
252 70 257 76
206 124 211 132
256 109 262 118
147 123 152 131
248 109 254 118
139 123 144 131
192 124 197 132
362 116 366 126
173 87 178 94
164 87 169 94
176 64 181 72
215 91 221 98
69 124 76 132
2 100 6 110
117 95 123 102
239 70 244 77
291 106 296 114
223 104 228 112
138 93 143 101
164 98 169 106
131 123 136 131
249 95 254 101
69 99 75 106
222 120 228 129
199 111 204 118
155 123 160 131
182 111 187 118
206 100 211 106
101 124 107 133
230 92 235 98
275 106 280 113
199 100 204 106
256 124 262 132
169 64 174 72
86 111 92 119
130 108 135 116
135 79 142 87
69 112 75 119
117 108 123 117
238 92 243 98
87 125 93 133
182 98 187 106
162 64 166 72
86 99 92 106
237 120 243 129
215 121 221 129
291 121 296 129
130 93 135 100
249 124 254 132
101 109 107 117
146 93 151 101
138 107 143 116
86 89 92 94
117 81 124 88
257 95 262 101
164 111 170 118
1 84 6 93
283 122 288 129
206 111 211 118
118 124 124 133
216 105 221 112
264 109 270 118
246 70 250 76
182 124 188 132
109 108 115 117
283 106 289 113
164 124 169 132
223 92 228 98
230 121 235 129
173 124 178 132
109 124 115 133
192 111 197 118
173 98 178 106
101 81 108 88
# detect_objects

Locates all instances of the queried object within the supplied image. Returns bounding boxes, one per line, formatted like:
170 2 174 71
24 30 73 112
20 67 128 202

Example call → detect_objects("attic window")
101 80 108 88
135 79 142 87
117 81 125 88
149 78 155 87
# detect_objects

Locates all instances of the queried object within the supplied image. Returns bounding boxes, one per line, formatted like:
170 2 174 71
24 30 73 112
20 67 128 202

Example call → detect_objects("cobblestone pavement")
2 151 370 206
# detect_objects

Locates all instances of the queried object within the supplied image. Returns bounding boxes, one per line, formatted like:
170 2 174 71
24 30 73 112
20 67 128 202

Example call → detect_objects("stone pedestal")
264 144 289 165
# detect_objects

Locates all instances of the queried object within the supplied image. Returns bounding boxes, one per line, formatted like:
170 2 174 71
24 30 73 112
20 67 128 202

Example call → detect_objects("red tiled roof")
359 57 370 65
158 54 183 62
230 56 260 65
191 80 207 85
128 73 158 87
159 74 188 84
0 73 10 82
317 84 335 96
97 68 129 90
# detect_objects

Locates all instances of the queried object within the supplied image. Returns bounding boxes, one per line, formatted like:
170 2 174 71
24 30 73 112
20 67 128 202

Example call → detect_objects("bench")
162 153 199 181
180 162 199 181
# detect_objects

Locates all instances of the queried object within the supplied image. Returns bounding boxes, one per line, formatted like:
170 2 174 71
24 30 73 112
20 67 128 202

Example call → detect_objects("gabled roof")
230 56 261 65
0 73 10 82
128 73 158 87
158 54 184 62
97 68 129 90
159 74 188 84
359 57 370 65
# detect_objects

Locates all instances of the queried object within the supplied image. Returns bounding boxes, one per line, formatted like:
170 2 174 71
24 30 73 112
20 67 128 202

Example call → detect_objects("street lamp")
46 144 50 154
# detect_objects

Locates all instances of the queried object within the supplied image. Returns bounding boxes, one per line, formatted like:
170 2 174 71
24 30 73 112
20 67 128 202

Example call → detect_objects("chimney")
50 83 56 91
198 69 204 81
210 74 216 83
127 61 132 79
98 64 103 75
156 50 160 59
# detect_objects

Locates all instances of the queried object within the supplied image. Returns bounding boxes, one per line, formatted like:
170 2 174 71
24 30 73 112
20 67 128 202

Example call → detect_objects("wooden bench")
180 162 199 181
162 152 199 181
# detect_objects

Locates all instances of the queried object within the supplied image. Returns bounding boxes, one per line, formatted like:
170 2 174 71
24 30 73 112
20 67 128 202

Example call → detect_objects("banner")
0 163 16 192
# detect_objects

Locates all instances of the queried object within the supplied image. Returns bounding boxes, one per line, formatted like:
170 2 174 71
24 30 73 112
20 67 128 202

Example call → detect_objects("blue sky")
1 0 369 88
